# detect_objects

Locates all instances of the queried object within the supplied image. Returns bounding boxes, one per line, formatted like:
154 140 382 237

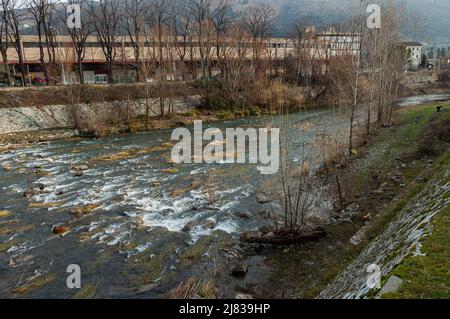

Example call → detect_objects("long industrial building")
0 30 361 85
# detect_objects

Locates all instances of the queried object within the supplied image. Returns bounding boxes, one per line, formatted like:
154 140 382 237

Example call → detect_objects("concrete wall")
318 165 450 299
0 96 200 134
402 71 438 85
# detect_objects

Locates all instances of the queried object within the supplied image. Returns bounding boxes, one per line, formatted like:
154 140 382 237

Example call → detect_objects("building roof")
397 41 423 47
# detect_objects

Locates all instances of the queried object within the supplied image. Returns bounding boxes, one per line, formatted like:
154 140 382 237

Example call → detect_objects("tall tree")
88 0 121 83
6 0 27 85
0 0 12 85
123 0 148 82
147 0 172 118
239 3 275 75
27 0 49 83
63 0 94 84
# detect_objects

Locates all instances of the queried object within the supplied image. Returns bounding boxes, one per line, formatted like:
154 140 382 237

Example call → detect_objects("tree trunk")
241 227 327 246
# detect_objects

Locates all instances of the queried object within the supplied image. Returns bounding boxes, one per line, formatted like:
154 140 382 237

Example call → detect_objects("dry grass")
169 277 218 299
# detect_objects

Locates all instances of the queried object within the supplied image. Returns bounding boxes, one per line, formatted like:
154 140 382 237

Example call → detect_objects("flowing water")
0 93 448 298
397 93 450 107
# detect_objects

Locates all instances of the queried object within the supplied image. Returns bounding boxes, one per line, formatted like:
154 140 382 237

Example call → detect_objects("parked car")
32 77 46 86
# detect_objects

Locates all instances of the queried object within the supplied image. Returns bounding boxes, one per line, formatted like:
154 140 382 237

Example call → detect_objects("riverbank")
1 79 448 145
381 179 449 299
213 101 449 299
0 97 448 299
317 103 449 299
0 111 217 145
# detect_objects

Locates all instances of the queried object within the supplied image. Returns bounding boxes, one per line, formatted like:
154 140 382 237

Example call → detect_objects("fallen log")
240 227 327 246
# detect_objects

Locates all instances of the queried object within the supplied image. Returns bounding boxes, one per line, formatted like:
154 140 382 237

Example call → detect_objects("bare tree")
123 0 148 82
147 0 172 119
328 13 365 153
63 0 93 84
172 1 192 80
211 0 232 68
88 0 121 84
187 0 216 107
374 1 405 127
218 22 249 111
287 22 325 101
5 0 27 85
42 1 59 84
238 3 275 75
0 0 12 85
26 0 50 83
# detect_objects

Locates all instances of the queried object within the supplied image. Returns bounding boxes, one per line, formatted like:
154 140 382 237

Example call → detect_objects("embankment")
0 83 201 135
0 96 200 134
318 105 450 299
319 162 449 299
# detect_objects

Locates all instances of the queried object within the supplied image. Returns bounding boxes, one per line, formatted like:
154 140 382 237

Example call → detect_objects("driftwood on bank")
240 227 327 246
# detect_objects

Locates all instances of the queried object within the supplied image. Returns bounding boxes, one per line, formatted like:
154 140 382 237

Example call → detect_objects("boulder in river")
0 210 12 218
70 204 101 216
234 212 251 220
1 162 12 171
182 219 215 232
52 226 70 235
73 171 84 177
71 165 89 171
256 193 273 204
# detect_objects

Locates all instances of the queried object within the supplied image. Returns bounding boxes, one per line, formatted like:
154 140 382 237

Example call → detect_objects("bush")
249 106 261 116
183 111 197 117
417 112 450 157
216 110 234 120
417 143 438 157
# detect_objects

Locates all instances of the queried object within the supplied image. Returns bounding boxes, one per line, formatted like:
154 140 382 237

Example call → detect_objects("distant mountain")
242 0 450 45
17 0 450 45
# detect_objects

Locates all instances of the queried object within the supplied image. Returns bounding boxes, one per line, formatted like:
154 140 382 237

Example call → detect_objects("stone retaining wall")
0 96 200 134
318 165 450 299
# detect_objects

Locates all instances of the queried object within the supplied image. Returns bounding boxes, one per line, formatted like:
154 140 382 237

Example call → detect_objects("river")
0 93 448 298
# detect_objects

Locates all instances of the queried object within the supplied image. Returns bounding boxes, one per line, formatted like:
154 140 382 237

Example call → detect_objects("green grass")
292 103 450 299
381 153 450 299
382 205 450 299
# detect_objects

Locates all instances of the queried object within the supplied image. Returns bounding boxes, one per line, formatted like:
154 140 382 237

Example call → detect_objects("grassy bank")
287 102 449 298
381 152 450 299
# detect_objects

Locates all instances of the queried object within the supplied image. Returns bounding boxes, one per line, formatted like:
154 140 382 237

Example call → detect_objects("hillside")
242 0 450 44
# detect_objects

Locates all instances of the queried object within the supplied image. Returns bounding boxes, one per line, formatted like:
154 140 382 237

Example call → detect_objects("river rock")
73 171 84 177
182 219 215 232
136 283 159 294
23 188 45 198
70 204 101 216
71 165 89 171
376 276 403 298
346 203 360 212
234 212 251 219
256 193 273 204
258 210 269 219
52 226 70 235
150 181 161 188
350 226 370 246
235 293 253 299
231 262 248 277
1 162 12 171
